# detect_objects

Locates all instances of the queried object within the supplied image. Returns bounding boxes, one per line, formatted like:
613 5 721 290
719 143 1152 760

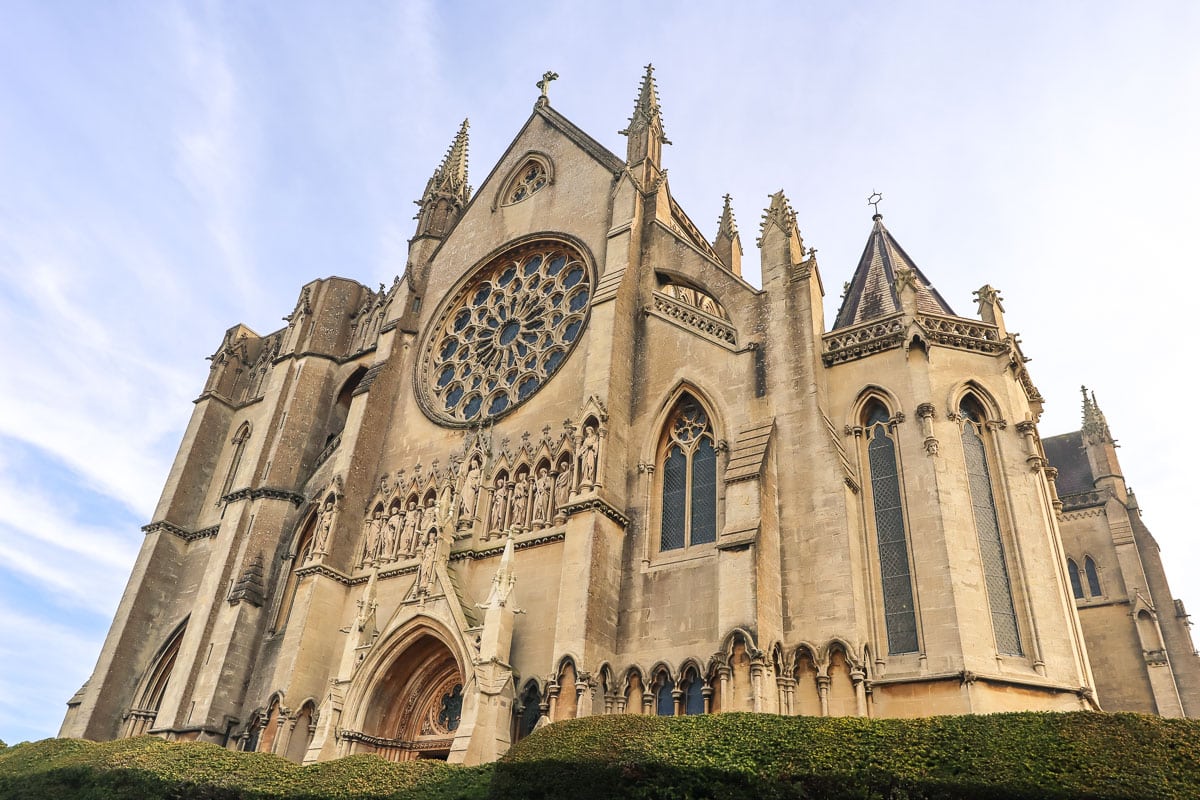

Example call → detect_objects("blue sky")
1 2 1198 743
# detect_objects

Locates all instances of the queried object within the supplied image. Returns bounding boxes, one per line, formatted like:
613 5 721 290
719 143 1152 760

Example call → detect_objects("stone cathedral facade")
61 68 1199 764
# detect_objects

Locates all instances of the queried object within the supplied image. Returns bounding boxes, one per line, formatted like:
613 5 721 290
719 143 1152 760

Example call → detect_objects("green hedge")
495 711 1200 800
0 736 491 800
2 712 1198 800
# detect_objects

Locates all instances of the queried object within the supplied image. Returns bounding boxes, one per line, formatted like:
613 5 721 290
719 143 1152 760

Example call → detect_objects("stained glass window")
419 240 590 425
517 682 542 739
1067 559 1084 599
655 677 676 716
1085 556 1102 597
683 675 705 715
659 395 718 551
865 403 919 654
506 160 548 204
961 399 1023 656
437 684 463 732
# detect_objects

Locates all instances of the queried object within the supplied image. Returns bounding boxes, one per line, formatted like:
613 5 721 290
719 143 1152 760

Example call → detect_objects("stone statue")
553 461 571 518
458 457 482 522
489 478 509 534
579 425 599 487
422 495 439 547
510 476 530 530
360 508 383 566
309 500 337 560
415 526 440 596
398 500 420 558
532 467 552 526
380 505 401 561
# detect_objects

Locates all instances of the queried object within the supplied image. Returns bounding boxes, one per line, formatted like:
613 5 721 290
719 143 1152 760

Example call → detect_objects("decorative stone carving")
397 500 420 558
579 425 599 488
308 499 338 561
457 457 482 526
360 508 383 567
531 468 553 527
488 478 509 536
509 474 530 531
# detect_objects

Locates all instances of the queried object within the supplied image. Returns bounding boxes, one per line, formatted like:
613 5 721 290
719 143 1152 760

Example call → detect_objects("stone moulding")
821 312 1006 366
559 497 630 527
141 521 219 542
1060 490 1105 511
647 291 738 348
220 487 307 507
338 728 453 753
822 315 906 365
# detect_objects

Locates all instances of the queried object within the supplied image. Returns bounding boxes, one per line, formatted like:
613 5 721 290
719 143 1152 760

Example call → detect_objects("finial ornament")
868 190 883 218
536 71 559 104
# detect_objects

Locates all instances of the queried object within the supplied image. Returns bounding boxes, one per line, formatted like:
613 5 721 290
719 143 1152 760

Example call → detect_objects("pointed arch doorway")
344 629 465 761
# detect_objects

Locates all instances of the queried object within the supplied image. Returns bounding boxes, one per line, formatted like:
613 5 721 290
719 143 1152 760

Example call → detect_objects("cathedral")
60 67 1199 764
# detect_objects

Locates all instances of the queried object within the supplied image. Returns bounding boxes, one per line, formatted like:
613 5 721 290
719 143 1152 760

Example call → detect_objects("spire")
832 213 955 329
1081 386 1114 445
414 119 472 239
713 194 743 276
482 535 517 609
620 64 670 166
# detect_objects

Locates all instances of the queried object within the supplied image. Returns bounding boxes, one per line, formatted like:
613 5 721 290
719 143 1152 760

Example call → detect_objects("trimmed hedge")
2 712 1198 799
0 736 491 799
495 711 1200 800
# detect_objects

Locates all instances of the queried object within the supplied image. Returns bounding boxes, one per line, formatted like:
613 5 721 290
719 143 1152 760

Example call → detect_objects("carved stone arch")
340 615 469 761
720 626 760 658
791 643 822 717
284 697 319 763
641 381 728 468
822 637 862 671
514 676 546 740
123 617 189 738
946 380 1004 422
823 639 859 718
257 690 287 753
492 150 555 210
551 654 582 721
768 641 789 675
848 385 904 430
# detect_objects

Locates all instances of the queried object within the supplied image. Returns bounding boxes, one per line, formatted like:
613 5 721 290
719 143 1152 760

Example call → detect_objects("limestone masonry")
61 67 1200 764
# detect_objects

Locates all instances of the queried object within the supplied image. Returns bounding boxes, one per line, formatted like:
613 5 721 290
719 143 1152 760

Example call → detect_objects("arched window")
863 401 919 654
516 681 543 740
680 667 705 715
505 159 549 204
273 510 319 632
960 396 1022 656
654 673 676 716
124 621 186 737
1084 556 1103 597
1067 558 1085 600
659 394 718 551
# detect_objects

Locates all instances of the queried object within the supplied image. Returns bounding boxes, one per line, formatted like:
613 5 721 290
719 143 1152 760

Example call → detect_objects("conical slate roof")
832 215 955 329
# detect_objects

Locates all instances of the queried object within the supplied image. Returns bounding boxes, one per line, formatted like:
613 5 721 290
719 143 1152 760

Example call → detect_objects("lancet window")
1084 556 1103 597
1067 558 1085 600
959 396 1022 656
658 394 718 551
863 401 919 654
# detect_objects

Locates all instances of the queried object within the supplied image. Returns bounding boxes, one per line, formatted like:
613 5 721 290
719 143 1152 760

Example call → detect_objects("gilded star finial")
536 71 559 105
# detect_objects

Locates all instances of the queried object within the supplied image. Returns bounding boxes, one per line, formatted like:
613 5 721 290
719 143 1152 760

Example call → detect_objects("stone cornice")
221 487 307 507
141 521 219 542
559 497 630 527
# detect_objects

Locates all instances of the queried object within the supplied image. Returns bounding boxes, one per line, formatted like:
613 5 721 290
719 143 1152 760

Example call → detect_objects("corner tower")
823 209 1095 715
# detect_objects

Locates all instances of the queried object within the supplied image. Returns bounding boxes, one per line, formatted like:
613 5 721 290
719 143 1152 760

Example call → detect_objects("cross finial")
868 190 883 219
536 71 559 104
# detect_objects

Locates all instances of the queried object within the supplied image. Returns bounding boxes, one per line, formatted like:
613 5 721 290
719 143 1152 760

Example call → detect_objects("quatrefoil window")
418 239 592 425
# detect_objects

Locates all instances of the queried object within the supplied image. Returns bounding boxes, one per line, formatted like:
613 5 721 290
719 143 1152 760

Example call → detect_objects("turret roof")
832 215 955 329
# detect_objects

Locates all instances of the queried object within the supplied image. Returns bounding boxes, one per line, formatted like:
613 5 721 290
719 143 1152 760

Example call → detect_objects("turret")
620 64 669 185
413 119 471 243
1081 387 1128 502
713 194 743 276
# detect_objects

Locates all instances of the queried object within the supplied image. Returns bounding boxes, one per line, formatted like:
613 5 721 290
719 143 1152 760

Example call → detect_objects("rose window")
419 239 592 425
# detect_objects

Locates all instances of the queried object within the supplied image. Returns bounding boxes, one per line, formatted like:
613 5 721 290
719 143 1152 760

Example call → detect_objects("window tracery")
419 239 592 425
960 396 1022 656
1084 556 1103 597
658 394 718 551
505 160 548 204
660 282 729 320
863 401 919 654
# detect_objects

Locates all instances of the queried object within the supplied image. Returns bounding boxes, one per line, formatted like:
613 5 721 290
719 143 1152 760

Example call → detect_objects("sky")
1 1 1198 744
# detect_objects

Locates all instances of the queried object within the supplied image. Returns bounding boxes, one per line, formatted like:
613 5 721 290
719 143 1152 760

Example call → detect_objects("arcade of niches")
61 67 1200 766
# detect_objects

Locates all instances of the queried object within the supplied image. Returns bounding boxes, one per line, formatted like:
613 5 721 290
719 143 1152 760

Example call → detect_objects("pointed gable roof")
832 215 955 329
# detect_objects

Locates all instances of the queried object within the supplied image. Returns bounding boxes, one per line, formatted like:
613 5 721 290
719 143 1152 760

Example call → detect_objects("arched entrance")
344 631 465 761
